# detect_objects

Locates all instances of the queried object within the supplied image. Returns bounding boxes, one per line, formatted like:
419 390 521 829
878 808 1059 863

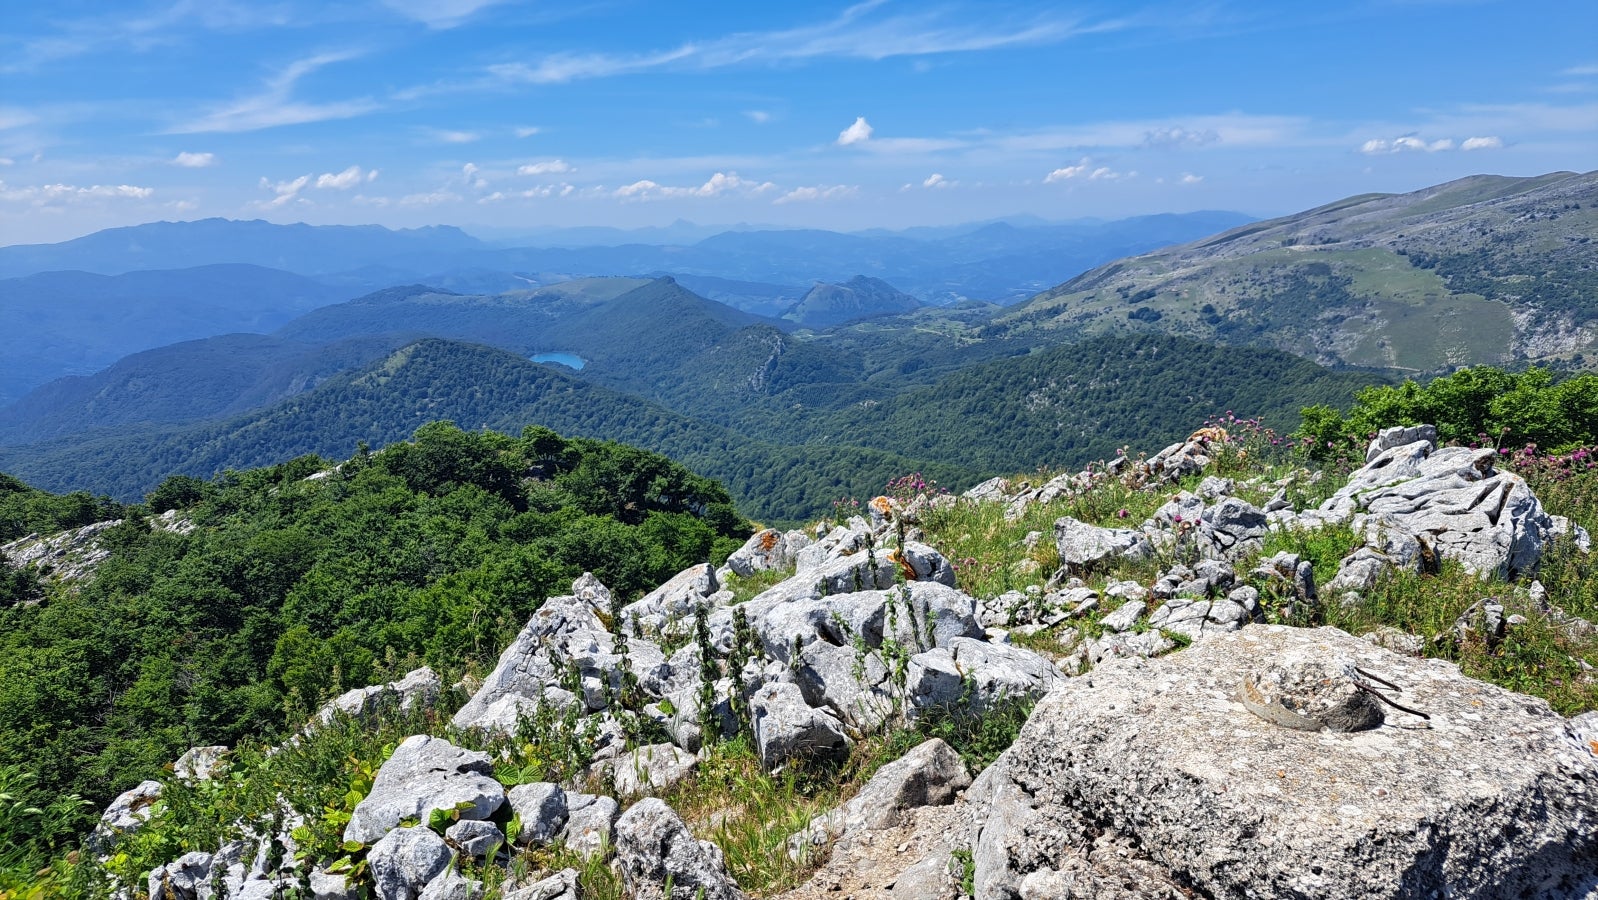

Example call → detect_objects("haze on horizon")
2 0 1595 246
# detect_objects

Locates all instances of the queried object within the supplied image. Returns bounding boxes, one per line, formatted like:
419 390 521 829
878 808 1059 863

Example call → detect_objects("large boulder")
344 736 505 844
725 528 811 577
750 681 851 769
367 826 453 900
971 625 1598 899
793 738 970 851
615 798 745 900
905 637 1064 717
1053 517 1153 571
621 563 721 637
1320 440 1555 578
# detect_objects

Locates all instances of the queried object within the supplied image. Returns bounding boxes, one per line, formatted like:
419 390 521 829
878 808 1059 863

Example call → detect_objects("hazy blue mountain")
0 263 353 404
0 218 484 278
782 276 923 328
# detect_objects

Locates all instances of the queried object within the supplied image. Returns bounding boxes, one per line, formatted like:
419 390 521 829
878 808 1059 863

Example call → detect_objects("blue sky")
2 0 1595 244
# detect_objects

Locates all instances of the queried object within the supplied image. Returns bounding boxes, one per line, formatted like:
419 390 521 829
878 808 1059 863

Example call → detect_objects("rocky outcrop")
1316 437 1555 579
344 736 504 844
969 625 1598 899
315 667 440 728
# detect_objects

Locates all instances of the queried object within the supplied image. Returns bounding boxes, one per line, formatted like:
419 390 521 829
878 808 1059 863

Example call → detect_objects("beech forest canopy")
0 423 746 840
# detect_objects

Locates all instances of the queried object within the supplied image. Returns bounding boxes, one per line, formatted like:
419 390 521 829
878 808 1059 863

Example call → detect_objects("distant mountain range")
2 171 1593 521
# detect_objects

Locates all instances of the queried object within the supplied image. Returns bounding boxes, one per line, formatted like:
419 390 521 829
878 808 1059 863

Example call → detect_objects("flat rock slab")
976 625 1598 900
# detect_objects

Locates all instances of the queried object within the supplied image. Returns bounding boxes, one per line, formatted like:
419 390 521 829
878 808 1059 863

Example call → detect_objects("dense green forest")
0 424 748 852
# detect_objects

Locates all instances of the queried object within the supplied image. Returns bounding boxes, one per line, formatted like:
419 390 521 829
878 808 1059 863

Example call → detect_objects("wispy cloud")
1359 134 1503 154
172 151 216 167
422 128 481 144
316 165 377 189
744 110 773 124
0 180 154 204
488 2 1118 85
613 171 776 200
774 184 857 204
171 51 378 134
380 0 511 29
514 126 541 138
1044 157 1131 182
518 159 573 175
1563 63 1598 77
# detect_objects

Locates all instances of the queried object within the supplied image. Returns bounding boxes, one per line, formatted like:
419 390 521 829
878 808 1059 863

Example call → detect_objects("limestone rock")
344 735 504 844
795 738 970 853
315 667 440 729
972 625 1598 899
367 826 453 900
615 798 745 900
561 792 620 858
91 779 163 852
1053 517 1152 571
906 637 1064 717
173 745 229 782
506 782 567 845
750 681 851 769
444 819 505 859
501 868 580 900
1320 441 1555 578
418 869 481 900
726 528 811 577
452 594 610 730
610 743 699 796
622 563 720 636
147 851 212 900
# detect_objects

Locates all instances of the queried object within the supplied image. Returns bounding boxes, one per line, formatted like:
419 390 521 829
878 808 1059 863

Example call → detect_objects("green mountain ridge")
988 170 1598 373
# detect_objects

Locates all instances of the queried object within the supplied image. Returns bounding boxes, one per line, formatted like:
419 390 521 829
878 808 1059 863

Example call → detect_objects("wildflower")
1116 508 1129 519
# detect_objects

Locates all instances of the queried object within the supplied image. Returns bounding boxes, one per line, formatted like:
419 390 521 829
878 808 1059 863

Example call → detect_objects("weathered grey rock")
906 637 1064 717
1083 628 1177 666
1452 598 1509 648
506 782 568 845
316 667 440 728
725 528 810 577
1251 550 1318 619
561 792 620 858
1147 595 1253 641
501 868 580 900
418 869 481 900
344 735 504 844
972 625 1598 900
173 745 229 781
1098 599 1145 633
1363 626 1427 656
1321 441 1555 578
451 594 609 730
615 798 745 900
444 819 505 858
798 738 971 853
570 572 612 614
94 779 163 850
147 851 212 900
892 855 958 899
750 681 851 769
1 519 120 585
1150 492 1268 560
367 826 453 900
1053 517 1152 570
1366 424 1438 462
622 563 720 636
611 743 699 796
308 869 358 900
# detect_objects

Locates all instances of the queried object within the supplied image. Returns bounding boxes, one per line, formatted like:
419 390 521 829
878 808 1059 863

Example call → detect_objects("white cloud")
258 173 310 207
4 182 154 202
614 171 776 200
514 126 541 138
0 158 12 166
171 51 377 134
1563 63 1598 76
518 159 573 175
430 129 480 144
838 116 873 146
923 173 949 188
1044 158 1092 182
172 151 216 168
315 165 369 189
774 184 857 204
745 110 773 124
1462 135 1504 150
1180 172 1203 184
1360 135 1460 154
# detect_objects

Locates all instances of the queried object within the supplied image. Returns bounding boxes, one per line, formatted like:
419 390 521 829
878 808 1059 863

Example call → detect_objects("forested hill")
0 425 748 833
0 339 973 525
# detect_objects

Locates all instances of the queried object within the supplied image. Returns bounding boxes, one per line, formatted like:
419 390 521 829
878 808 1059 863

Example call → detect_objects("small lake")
530 351 586 370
